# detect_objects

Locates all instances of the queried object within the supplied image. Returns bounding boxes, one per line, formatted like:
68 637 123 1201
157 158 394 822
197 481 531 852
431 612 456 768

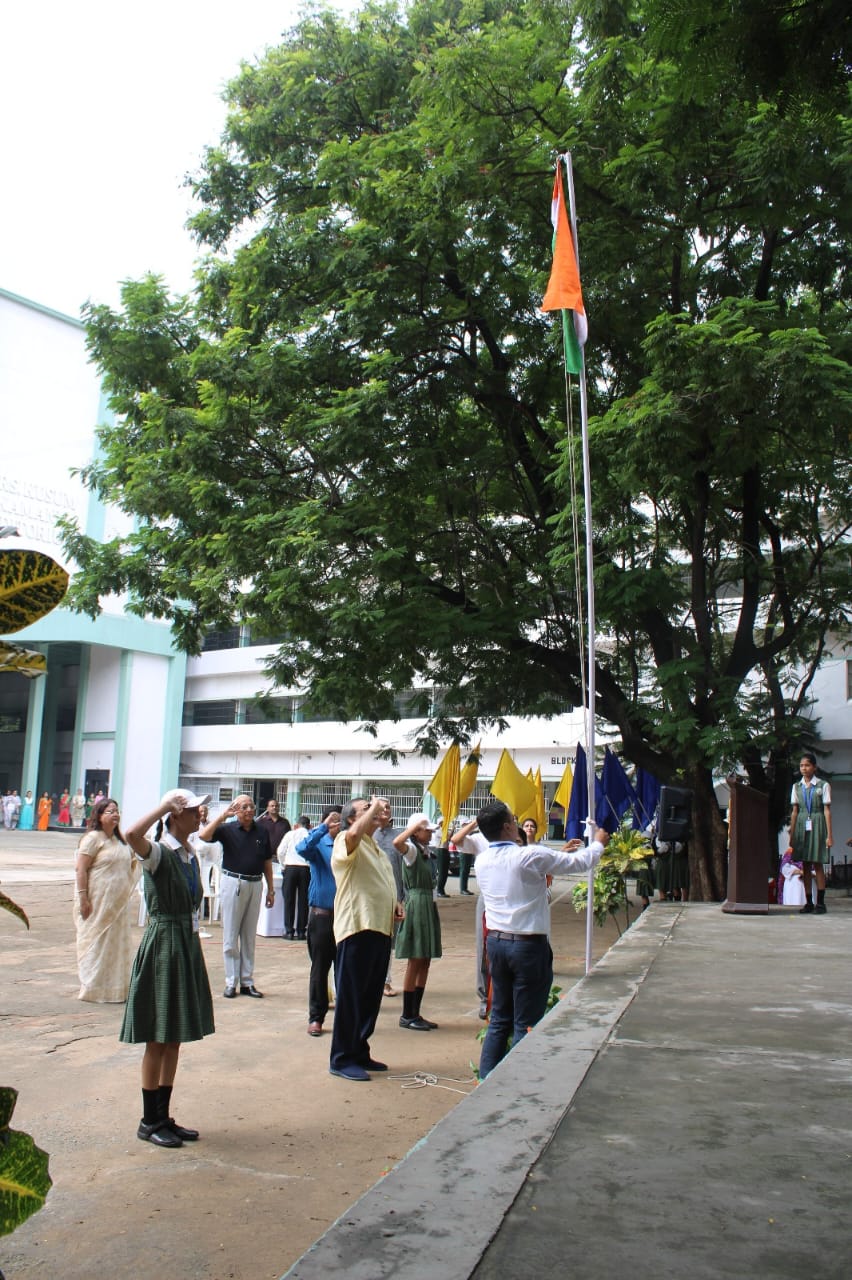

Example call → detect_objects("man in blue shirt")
296 805 343 1036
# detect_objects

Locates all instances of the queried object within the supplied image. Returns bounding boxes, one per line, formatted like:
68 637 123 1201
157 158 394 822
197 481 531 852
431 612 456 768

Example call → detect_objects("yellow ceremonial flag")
518 768 547 837
553 758 573 811
458 742 481 806
490 749 537 818
427 743 460 842
518 769 537 826
534 766 547 835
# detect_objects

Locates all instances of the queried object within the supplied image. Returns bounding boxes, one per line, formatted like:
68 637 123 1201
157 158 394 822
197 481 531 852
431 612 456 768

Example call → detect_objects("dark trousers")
306 909 337 1024
459 853 473 893
282 865 310 936
479 934 552 1078
435 847 450 893
330 930 391 1071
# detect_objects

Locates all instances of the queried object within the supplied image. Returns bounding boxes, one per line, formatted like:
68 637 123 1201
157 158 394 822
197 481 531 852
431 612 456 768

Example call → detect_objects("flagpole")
562 151 597 976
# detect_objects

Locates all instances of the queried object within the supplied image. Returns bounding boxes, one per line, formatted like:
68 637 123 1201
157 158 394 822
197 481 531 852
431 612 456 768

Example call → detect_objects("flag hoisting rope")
541 152 598 974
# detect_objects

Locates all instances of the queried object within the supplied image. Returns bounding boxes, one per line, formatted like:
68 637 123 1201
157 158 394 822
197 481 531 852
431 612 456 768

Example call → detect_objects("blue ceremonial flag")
633 766 662 830
566 743 603 839
596 747 638 833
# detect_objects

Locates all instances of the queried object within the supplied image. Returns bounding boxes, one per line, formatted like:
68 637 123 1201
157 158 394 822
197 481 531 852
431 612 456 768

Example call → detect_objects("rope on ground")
389 1070 478 1095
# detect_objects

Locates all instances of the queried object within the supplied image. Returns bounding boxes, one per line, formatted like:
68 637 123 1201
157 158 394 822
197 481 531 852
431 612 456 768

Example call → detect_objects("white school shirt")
475 839 604 935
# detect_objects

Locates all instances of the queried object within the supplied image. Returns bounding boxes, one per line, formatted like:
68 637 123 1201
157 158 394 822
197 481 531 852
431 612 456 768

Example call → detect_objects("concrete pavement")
283 897 852 1280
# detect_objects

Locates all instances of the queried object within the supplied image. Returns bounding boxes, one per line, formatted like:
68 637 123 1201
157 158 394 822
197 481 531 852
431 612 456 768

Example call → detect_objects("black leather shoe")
416 1015 439 1029
437 891 449 898
399 1015 433 1030
223 986 237 998
137 1120 182 1148
163 1117 199 1141
240 984 264 998
799 902 815 914
459 889 474 895
362 1059 388 1071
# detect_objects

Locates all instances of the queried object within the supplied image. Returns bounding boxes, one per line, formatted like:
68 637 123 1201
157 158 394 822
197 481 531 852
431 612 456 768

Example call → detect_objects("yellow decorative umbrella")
0 537 69 635
0 642 47 678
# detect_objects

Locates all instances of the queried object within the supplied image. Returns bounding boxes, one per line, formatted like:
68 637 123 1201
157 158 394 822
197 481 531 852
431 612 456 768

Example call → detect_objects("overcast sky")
0 1 358 320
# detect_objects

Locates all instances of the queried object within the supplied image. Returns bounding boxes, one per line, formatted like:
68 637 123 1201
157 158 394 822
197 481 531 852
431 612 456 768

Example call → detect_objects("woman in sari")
73 798 140 1002
37 792 51 830
58 790 71 825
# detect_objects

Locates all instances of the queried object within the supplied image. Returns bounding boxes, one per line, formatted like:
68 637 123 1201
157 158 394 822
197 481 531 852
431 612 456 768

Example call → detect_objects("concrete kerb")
281 907 678 1280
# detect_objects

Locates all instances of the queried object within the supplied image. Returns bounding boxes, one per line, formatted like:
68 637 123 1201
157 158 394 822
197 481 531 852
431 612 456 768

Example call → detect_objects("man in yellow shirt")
329 796 402 1081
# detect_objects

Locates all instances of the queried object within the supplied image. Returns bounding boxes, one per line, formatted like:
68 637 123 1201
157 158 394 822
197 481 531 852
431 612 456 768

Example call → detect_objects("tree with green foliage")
62 0 851 899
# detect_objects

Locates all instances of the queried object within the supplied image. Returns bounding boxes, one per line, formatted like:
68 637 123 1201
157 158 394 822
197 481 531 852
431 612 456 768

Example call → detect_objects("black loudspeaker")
657 786 693 842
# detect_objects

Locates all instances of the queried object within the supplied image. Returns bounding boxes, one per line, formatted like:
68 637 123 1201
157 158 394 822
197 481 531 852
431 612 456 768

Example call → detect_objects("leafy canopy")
63 0 851 894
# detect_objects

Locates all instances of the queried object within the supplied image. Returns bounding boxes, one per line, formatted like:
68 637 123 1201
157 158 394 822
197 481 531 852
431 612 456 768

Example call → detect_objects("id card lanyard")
802 782 815 832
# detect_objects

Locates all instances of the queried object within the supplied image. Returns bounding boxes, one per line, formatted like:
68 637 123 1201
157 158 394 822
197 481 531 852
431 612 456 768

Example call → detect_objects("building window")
243 697 296 725
201 626 242 652
299 782 352 824
182 700 238 727
243 627 288 648
363 781 426 828
178 776 220 802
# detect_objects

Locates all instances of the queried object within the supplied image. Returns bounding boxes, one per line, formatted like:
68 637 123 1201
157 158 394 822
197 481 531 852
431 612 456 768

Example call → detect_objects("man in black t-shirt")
200 796 274 998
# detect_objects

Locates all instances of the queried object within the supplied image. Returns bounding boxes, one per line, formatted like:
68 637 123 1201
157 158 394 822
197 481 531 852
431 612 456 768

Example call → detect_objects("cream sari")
73 831 141 1002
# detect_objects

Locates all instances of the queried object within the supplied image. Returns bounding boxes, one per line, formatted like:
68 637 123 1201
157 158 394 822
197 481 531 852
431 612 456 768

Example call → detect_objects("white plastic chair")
201 861 221 924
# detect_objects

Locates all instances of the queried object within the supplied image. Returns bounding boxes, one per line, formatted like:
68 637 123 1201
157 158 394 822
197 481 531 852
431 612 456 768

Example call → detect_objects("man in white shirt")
277 815 312 939
474 800 609 1079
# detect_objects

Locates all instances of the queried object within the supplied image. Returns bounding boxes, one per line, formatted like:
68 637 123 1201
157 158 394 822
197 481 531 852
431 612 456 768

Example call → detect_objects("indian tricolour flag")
541 161 587 375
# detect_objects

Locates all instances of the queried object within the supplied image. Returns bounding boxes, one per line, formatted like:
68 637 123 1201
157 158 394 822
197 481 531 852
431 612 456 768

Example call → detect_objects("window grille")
201 626 241 652
182 700 238 727
243 697 295 725
299 781 352 824
456 781 495 825
363 781 426 828
178 776 221 802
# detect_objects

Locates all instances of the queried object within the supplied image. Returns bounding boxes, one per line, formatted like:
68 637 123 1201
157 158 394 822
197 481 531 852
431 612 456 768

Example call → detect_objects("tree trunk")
686 765 727 901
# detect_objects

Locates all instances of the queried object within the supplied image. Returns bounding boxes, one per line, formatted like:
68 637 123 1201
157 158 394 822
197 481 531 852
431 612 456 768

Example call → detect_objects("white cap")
161 787 212 810
408 812 439 831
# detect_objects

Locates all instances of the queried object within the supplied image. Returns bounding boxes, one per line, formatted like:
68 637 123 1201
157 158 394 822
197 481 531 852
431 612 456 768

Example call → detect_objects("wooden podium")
722 780 769 914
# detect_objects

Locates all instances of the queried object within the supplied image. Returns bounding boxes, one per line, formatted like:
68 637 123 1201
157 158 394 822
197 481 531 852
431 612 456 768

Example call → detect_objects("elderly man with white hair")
199 795 275 999
329 796 403 1081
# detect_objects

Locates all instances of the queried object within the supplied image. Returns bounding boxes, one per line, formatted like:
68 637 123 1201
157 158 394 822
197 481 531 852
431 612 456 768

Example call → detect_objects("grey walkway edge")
282 908 680 1279
282 902 851 1280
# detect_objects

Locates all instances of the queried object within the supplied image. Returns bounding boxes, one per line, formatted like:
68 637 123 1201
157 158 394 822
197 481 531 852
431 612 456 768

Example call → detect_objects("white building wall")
83 649 122 733
121 651 175 818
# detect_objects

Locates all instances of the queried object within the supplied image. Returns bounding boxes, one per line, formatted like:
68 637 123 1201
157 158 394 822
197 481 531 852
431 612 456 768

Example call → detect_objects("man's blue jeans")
479 933 553 1079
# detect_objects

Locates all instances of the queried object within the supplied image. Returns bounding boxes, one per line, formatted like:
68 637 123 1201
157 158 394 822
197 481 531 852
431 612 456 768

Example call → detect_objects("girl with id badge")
789 753 833 915
120 789 215 1147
